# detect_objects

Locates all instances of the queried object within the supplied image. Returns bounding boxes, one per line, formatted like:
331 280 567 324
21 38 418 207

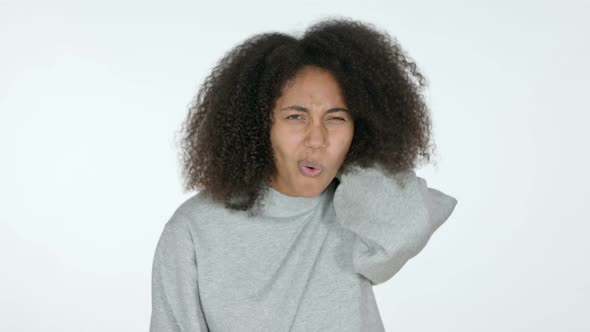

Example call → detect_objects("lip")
298 159 324 177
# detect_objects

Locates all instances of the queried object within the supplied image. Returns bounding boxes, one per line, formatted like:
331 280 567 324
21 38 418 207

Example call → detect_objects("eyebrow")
280 105 350 114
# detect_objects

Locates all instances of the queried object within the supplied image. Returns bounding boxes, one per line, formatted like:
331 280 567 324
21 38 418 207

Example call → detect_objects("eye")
286 114 303 120
286 115 347 121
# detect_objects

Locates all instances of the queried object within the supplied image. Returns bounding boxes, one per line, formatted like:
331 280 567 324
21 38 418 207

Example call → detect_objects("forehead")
278 66 346 105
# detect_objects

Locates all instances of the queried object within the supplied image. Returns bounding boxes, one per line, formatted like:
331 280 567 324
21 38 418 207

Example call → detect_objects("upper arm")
150 212 209 331
333 166 458 285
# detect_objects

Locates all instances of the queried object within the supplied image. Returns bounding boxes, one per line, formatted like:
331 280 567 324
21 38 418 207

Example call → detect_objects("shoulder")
167 190 229 229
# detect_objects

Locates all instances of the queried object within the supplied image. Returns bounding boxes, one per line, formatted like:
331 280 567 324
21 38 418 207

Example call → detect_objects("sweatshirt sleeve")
333 164 458 286
149 212 209 331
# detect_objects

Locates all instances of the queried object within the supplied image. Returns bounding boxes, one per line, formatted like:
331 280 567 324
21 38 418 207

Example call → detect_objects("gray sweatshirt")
149 164 458 331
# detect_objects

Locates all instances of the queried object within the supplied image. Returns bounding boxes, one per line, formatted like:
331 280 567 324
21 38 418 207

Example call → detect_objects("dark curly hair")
176 17 438 215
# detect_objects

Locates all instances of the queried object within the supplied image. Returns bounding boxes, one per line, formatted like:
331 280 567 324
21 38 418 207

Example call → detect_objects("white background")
1 0 588 331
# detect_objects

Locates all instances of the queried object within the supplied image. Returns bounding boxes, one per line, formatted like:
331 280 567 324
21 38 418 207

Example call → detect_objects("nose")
304 121 328 149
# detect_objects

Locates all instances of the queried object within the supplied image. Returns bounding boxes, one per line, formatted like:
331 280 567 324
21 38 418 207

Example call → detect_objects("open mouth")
299 160 323 176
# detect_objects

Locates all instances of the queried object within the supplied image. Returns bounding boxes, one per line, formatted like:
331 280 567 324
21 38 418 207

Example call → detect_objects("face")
269 65 354 197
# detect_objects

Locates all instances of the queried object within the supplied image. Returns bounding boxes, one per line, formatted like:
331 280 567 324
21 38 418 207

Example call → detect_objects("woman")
150 17 458 332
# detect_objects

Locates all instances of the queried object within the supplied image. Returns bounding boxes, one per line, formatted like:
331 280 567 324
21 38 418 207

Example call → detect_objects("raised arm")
333 164 458 285
150 212 209 331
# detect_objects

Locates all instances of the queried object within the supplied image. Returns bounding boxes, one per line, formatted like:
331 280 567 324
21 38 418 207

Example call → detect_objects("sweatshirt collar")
260 180 336 217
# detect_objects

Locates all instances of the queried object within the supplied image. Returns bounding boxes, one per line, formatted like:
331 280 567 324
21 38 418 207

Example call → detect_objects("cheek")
335 128 354 149
270 130 298 161
332 133 354 162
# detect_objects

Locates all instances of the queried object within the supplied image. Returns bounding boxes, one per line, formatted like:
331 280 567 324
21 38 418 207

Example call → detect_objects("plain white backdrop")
1 0 588 331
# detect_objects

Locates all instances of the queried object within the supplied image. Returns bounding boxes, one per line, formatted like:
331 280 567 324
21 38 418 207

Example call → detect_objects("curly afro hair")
177 17 438 215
